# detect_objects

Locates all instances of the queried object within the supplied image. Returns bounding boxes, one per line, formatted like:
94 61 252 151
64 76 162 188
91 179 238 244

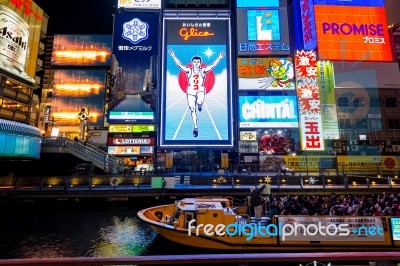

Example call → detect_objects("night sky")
34 0 115 35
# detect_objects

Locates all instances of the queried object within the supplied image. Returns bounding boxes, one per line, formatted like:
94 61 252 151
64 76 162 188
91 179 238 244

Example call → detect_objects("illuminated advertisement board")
51 35 111 67
0 2 44 83
240 131 257 141
299 0 317 50
51 70 106 127
117 0 161 9
391 218 400 241
314 5 393 61
160 18 233 148
236 1 290 56
108 124 155 133
107 137 155 146
236 0 281 8
258 128 298 155
295 50 324 151
317 60 339 139
239 96 299 128
313 0 384 6
108 146 154 155
237 57 295 90
110 12 159 123
238 141 258 153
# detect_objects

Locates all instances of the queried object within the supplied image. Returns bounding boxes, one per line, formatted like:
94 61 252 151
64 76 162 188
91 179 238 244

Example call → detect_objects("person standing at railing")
250 184 266 218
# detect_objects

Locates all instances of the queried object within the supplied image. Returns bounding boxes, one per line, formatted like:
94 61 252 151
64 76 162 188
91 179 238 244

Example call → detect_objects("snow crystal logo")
122 18 149 44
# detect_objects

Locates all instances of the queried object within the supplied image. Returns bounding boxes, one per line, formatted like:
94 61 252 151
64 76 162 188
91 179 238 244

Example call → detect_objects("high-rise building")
0 0 48 160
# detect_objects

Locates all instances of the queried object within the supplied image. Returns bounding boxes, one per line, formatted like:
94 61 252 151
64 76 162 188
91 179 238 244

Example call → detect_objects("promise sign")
314 5 392 61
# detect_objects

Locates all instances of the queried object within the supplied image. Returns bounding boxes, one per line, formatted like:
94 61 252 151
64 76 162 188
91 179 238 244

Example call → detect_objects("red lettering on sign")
179 27 215 41
10 0 42 21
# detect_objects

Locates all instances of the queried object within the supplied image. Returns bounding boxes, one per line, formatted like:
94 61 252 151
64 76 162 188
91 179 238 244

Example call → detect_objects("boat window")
173 209 181 220
185 212 195 228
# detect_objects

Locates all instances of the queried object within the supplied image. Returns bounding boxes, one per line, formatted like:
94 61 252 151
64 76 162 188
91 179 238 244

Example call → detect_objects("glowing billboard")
295 50 324 151
0 2 44 83
51 70 106 127
160 18 233 148
51 35 111 66
239 96 299 128
237 57 295 90
236 0 280 7
107 137 155 146
236 4 290 56
108 124 155 133
313 0 384 6
317 60 339 139
257 128 299 155
117 0 161 9
110 12 159 123
299 0 317 50
314 5 393 61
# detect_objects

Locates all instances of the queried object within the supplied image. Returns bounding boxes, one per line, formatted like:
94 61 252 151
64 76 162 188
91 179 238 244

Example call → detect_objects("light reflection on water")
88 216 157 257
0 202 157 259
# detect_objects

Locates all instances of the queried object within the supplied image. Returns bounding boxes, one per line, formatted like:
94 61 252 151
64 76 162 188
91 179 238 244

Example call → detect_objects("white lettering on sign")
113 138 151 145
241 98 296 120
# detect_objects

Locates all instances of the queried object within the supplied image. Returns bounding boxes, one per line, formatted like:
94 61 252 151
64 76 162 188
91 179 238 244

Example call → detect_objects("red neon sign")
179 27 215 41
9 0 42 21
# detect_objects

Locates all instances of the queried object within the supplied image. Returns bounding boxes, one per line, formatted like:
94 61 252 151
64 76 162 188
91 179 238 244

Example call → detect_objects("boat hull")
137 204 397 251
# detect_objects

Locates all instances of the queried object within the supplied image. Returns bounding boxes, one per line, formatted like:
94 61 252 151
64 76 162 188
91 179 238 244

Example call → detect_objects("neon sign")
300 0 317 50
239 96 299 128
9 0 42 21
295 50 324 151
322 23 384 36
236 7 291 55
179 28 215 41
314 5 392 61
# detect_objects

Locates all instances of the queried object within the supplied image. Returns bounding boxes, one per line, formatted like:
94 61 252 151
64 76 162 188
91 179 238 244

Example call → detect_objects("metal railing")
1 171 400 193
0 251 398 265
41 137 124 174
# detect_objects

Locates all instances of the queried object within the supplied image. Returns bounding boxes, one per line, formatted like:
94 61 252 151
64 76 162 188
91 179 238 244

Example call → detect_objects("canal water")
0 198 370 266
0 197 244 265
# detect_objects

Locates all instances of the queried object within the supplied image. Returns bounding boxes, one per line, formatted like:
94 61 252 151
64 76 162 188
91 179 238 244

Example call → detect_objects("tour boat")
137 197 400 251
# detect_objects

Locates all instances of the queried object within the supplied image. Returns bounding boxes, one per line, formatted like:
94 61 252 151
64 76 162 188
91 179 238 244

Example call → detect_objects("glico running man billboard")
110 12 159 123
160 18 234 148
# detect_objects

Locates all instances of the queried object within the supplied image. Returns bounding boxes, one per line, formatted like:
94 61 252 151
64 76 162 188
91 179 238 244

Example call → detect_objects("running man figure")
168 48 225 137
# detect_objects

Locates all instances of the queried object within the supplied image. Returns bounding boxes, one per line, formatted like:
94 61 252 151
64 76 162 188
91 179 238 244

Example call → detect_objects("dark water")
0 198 379 266
0 198 240 265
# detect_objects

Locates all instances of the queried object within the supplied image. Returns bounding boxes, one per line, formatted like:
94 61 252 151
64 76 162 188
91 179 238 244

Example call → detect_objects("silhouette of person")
168 48 225 137
250 184 266 218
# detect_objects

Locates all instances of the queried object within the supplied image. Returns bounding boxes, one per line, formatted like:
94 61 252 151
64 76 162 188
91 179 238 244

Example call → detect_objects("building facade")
0 0 48 160
38 0 400 173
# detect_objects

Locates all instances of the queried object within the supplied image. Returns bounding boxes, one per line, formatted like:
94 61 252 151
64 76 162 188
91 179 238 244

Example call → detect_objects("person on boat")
250 184 266 218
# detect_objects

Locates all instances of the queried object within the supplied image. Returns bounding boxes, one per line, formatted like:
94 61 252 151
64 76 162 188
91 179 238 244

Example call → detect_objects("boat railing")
237 214 250 225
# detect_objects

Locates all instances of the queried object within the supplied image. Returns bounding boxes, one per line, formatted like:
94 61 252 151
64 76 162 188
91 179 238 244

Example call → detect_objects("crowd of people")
249 190 400 217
